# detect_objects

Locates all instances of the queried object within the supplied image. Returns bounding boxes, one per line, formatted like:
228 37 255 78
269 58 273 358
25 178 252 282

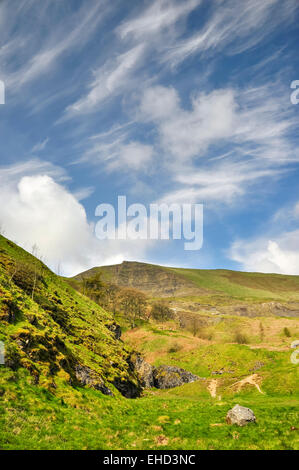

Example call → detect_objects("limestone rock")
112 377 142 398
106 322 121 340
133 355 155 388
75 364 113 396
226 404 256 426
153 365 200 389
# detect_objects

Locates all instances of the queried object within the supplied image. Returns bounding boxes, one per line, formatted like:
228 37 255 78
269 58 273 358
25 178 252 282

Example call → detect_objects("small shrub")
259 322 265 341
204 331 214 341
283 327 291 338
234 331 249 344
4 342 21 370
196 326 214 341
167 342 182 353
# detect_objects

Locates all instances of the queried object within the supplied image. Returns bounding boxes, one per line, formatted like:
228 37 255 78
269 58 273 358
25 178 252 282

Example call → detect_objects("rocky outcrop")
106 322 121 340
75 364 113 396
153 365 200 389
226 404 256 426
77 261 205 298
132 355 155 388
112 377 142 398
131 356 200 390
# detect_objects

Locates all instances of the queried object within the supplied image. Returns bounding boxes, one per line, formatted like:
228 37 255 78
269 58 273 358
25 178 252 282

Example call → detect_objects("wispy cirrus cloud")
116 0 201 40
76 76 299 204
31 137 49 153
0 0 111 91
138 81 298 204
162 0 299 67
64 0 202 118
0 159 68 186
78 124 154 173
65 44 145 117
165 160 283 204
139 83 299 164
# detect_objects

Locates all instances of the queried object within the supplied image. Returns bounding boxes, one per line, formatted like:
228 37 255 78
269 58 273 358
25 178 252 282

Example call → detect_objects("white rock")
226 404 256 426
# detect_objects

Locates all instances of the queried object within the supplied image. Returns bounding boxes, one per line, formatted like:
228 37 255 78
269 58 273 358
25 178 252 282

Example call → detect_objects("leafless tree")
117 288 147 328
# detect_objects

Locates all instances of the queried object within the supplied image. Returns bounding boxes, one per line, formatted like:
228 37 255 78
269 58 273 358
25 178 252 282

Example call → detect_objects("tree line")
78 272 174 329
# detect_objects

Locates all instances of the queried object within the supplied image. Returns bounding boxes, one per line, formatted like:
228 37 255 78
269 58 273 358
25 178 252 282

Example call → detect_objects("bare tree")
31 244 40 301
150 301 173 322
117 288 147 328
105 283 119 316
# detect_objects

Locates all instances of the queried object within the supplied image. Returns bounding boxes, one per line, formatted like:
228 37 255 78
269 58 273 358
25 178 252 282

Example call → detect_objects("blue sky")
0 0 299 276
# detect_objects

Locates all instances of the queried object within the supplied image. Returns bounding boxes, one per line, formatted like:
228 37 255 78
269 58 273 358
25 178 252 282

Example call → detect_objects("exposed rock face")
112 377 142 399
0 300 19 324
77 261 206 298
153 365 200 389
75 364 113 396
226 404 256 426
132 355 155 388
131 356 200 390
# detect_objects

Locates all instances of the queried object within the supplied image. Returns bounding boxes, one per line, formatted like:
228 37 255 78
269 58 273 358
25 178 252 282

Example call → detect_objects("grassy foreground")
1 366 298 450
1 332 298 450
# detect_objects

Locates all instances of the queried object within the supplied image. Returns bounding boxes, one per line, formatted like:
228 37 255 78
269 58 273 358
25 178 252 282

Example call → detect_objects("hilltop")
74 260 299 316
75 261 207 297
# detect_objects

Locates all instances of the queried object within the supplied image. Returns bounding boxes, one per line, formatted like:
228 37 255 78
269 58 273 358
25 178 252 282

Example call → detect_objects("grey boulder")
153 365 200 389
75 364 113 396
133 355 155 388
226 404 256 426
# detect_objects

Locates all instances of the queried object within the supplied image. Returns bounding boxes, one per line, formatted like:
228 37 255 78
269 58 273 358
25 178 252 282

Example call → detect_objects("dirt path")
207 379 218 398
230 374 264 394
249 345 289 352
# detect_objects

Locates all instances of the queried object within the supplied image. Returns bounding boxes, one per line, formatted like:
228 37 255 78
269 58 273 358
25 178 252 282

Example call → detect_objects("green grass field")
1 366 298 450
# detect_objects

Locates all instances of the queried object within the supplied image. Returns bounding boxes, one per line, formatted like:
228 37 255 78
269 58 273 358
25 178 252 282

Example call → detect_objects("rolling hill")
74 260 299 316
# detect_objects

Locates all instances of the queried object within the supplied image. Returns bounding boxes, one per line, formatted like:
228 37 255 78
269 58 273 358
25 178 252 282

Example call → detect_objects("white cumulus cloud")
0 161 154 276
229 231 299 275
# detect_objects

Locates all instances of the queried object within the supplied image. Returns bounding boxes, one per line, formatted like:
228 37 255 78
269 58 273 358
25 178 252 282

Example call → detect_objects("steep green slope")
0 235 140 397
169 267 299 302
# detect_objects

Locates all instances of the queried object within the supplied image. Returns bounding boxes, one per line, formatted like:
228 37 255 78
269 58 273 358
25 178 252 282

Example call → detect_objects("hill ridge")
74 260 299 304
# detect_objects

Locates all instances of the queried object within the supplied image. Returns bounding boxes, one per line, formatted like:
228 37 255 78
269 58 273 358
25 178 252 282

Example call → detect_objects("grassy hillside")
0 235 141 397
170 267 299 302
